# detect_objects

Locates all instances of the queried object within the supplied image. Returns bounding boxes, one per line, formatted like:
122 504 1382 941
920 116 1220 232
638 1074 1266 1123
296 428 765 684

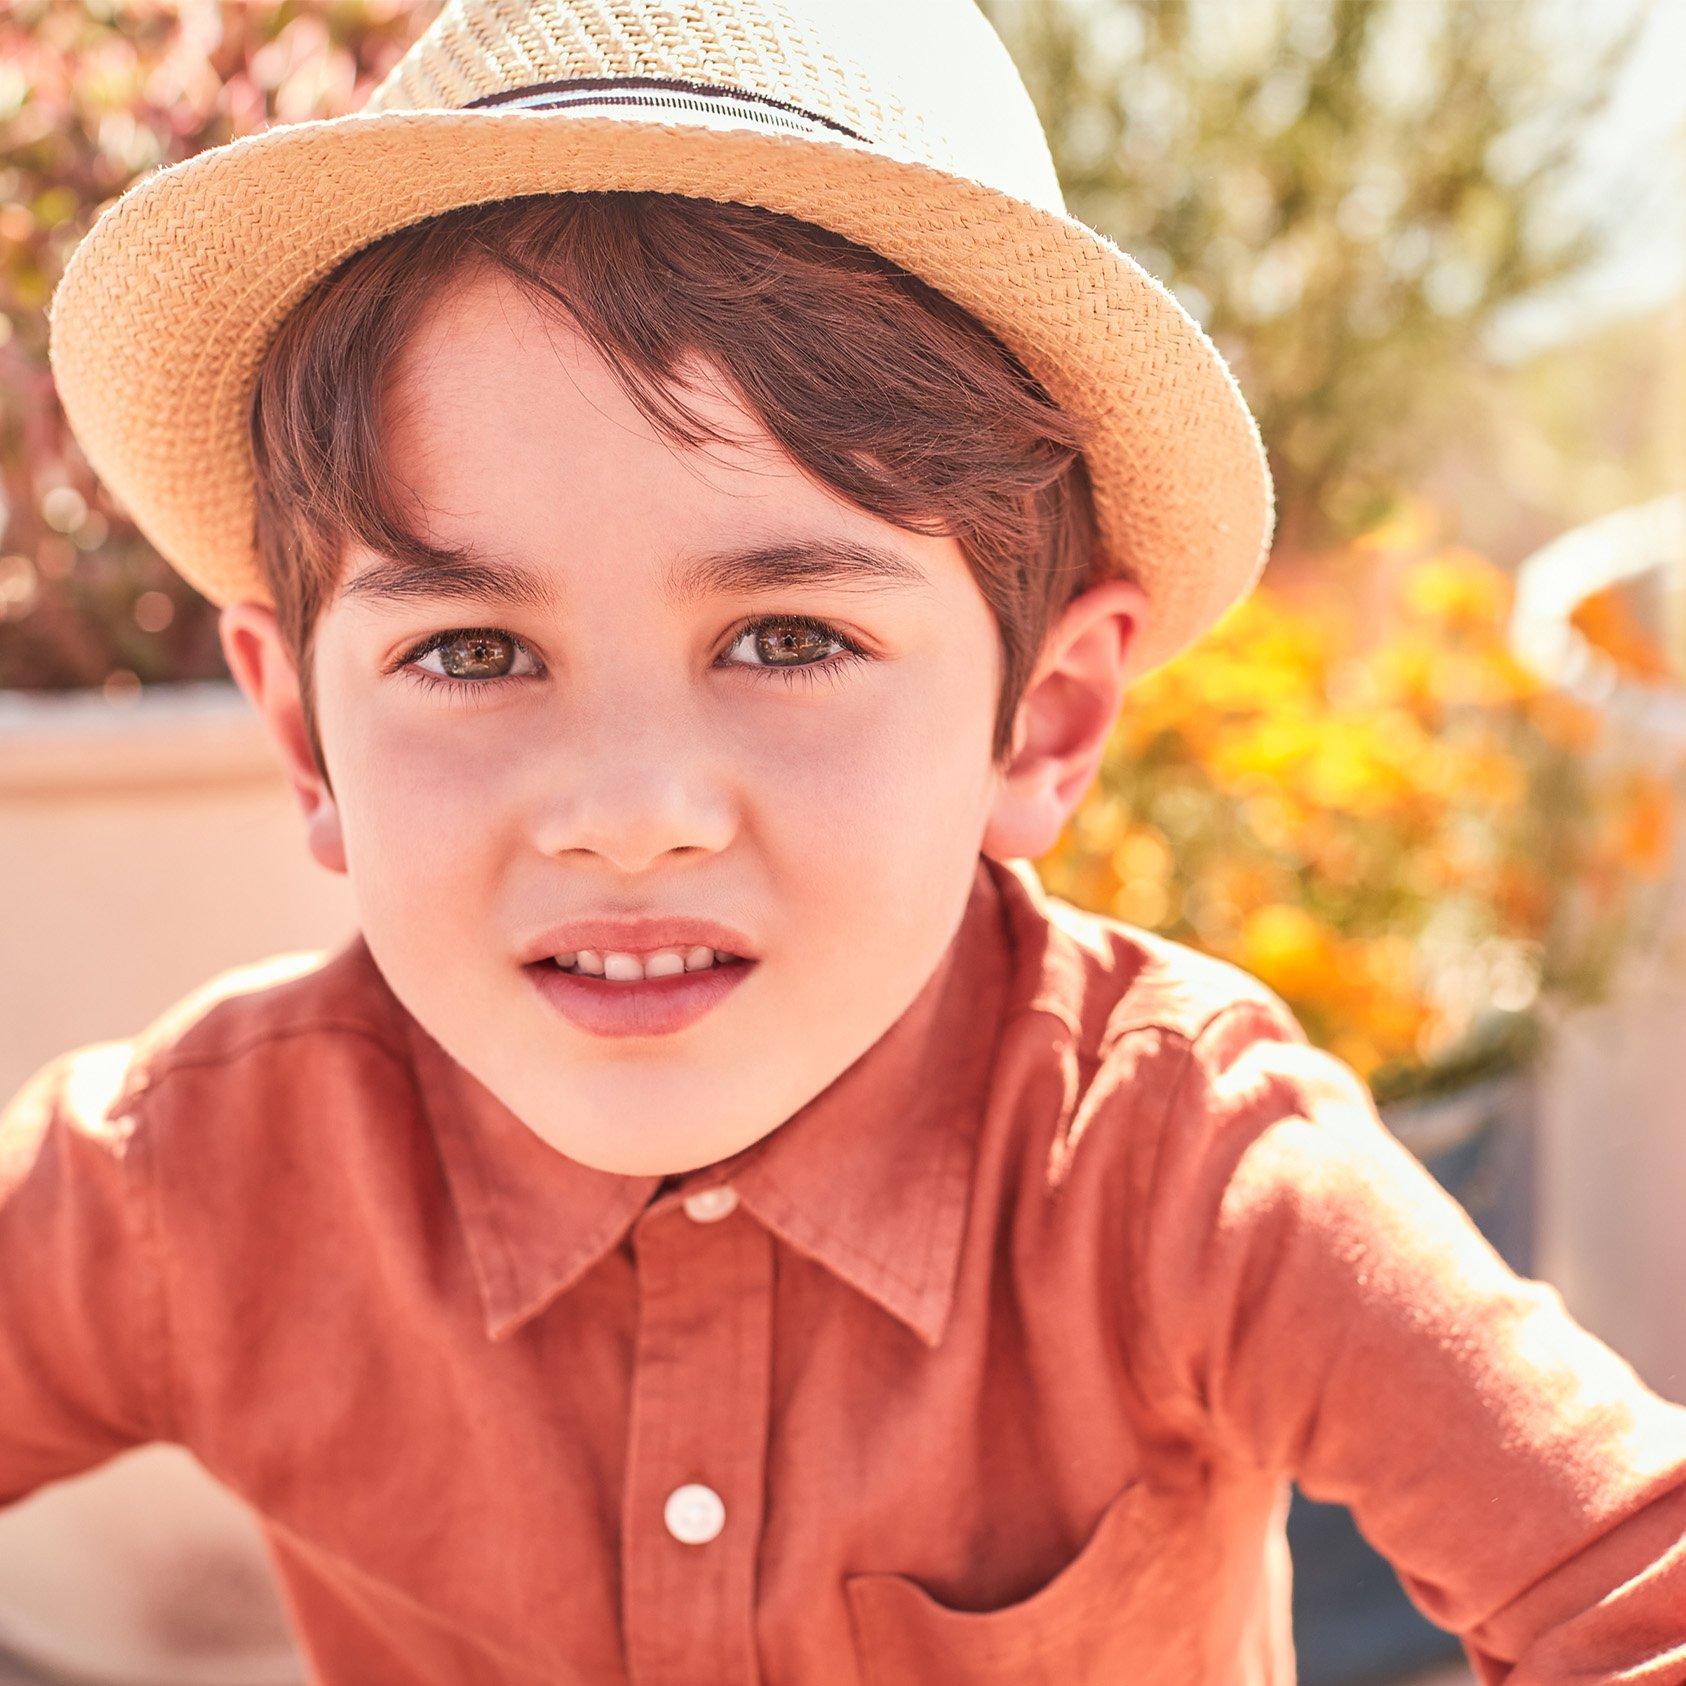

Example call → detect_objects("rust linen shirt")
4 853 1685 1684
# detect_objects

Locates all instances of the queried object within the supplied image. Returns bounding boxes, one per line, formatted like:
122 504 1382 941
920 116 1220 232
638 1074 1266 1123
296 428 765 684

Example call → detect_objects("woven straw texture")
46 0 1275 687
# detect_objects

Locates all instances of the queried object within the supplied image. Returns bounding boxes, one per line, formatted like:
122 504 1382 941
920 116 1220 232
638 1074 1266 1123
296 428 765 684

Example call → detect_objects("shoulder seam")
1097 993 1283 1064
1223 992 1308 1051
123 1103 178 1444
124 1019 413 1107
1189 994 1294 1046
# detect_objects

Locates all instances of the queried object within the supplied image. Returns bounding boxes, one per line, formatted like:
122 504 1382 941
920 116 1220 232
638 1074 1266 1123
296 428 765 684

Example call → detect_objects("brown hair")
247 191 1106 791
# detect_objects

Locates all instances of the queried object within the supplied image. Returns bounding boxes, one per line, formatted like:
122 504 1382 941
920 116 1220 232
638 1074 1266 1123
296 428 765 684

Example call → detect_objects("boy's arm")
0 1043 174 1506
1134 996 1686 1681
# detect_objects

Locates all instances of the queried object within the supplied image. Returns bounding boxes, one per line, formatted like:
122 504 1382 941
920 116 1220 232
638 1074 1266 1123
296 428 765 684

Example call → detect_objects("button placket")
622 1189 772 1685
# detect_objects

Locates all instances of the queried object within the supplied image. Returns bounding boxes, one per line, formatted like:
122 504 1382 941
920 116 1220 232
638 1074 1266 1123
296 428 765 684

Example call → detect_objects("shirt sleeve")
0 1042 174 1508
1133 994 1686 1683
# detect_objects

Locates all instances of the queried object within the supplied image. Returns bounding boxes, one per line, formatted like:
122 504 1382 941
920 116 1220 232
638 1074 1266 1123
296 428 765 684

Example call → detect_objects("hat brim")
47 105 1274 686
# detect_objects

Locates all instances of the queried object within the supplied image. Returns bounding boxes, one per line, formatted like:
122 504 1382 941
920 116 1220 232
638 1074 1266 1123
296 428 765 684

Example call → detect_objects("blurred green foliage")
980 0 1649 554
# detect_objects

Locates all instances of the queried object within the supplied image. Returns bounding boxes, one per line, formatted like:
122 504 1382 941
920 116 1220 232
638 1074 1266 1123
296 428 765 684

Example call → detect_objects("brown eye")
752 621 835 665
719 615 871 691
434 630 516 679
398 626 541 696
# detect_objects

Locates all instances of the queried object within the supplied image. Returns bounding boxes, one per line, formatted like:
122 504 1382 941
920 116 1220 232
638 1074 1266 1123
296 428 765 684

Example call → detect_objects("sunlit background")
1 2 1682 1683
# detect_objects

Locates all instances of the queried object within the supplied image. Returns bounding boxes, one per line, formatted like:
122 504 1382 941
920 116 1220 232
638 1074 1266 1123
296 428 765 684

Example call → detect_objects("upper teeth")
553 946 735 980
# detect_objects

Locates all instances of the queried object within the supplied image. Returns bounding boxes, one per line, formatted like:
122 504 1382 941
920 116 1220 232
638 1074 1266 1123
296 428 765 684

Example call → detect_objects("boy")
11 0 1686 1680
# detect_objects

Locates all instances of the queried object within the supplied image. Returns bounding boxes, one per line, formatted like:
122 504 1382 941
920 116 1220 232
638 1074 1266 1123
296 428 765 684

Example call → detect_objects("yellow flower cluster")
1036 530 1680 1100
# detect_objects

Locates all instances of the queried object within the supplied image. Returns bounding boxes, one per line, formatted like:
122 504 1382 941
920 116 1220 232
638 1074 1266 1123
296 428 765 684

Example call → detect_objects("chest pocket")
842 1476 1207 1685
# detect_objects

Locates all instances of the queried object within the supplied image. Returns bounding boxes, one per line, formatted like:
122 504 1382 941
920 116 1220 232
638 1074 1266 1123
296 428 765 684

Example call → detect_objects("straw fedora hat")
46 0 1275 687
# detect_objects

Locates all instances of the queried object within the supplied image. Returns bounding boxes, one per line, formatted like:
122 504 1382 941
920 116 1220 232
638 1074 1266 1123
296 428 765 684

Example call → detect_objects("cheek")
751 670 995 911
844 651 997 800
335 721 510 882
351 704 509 802
742 675 985 831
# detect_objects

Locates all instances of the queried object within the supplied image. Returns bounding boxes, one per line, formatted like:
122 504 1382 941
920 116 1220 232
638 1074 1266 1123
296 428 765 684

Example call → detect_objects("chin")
523 1111 768 1178
558 1141 717 1178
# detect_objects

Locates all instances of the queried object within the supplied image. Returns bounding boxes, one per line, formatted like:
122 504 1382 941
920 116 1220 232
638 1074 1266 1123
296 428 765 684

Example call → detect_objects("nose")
525 690 737 874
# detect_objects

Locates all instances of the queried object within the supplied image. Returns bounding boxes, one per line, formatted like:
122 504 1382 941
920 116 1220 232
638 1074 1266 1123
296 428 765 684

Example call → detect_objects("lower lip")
523 958 756 1038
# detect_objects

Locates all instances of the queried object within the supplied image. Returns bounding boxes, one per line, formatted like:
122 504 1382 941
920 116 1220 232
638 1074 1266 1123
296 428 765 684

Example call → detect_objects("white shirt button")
664 1482 726 1544
682 1184 738 1223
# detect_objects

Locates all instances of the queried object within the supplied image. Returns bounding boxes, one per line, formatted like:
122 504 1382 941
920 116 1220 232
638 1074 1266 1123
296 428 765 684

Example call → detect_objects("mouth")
545 948 752 981
523 954 757 1038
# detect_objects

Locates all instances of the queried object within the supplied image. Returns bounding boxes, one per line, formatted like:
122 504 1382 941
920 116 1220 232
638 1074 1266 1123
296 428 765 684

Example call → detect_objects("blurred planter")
0 679 352 1685
1509 493 1686 1403
1288 1066 1535 1686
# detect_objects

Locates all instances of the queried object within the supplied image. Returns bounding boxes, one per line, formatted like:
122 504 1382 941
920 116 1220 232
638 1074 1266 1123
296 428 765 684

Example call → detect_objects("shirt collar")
399 855 1034 1348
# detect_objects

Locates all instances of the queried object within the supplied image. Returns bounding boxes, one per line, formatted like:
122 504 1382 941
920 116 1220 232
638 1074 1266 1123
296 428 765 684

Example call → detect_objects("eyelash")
392 615 871 701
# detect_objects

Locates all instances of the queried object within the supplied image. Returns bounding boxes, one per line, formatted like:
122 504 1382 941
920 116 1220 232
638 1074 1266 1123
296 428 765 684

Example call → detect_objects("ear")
218 601 347 876
981 577 1148 863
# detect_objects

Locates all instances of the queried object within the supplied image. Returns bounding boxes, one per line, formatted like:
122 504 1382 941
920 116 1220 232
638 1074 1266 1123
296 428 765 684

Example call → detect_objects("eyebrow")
337 534 931 613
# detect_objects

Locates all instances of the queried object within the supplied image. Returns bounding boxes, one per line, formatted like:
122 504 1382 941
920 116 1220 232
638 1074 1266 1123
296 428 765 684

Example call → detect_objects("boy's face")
225 262 1142 1177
